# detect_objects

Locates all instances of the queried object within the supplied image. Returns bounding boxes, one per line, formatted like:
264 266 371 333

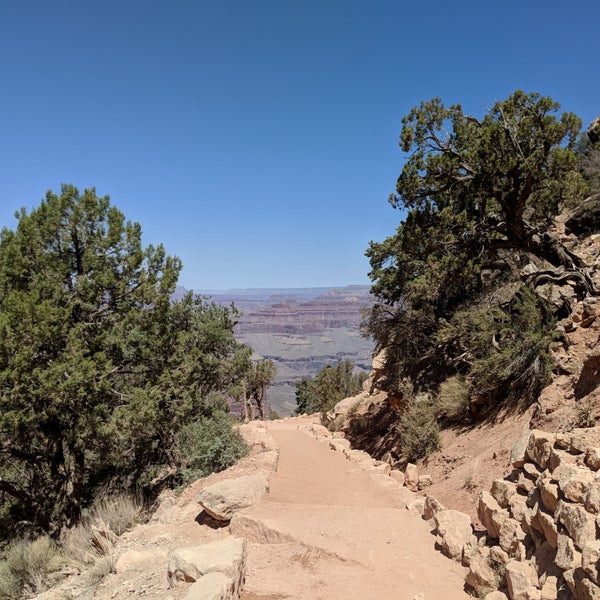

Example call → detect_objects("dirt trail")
236 418 470 600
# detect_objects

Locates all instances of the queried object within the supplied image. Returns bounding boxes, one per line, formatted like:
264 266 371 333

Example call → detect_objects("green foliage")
245 359 276 420
293 359 366 417
0 185 251 538
177 414 247 484
365 91 580 420
368 90 584 311
435 376 470 422
399 400 440 461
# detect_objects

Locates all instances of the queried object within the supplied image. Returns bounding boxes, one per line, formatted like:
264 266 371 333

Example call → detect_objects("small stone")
405 463 419 491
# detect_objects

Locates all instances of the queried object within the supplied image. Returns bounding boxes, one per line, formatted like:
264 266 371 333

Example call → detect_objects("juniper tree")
0 185 250 534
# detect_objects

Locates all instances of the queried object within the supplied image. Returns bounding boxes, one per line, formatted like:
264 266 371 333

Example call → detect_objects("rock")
417 475 433 490
465 547 500 595
532 540 557 580
490 546 510 565
345 448 374 465
167 538 246 588
183 571 236 600
390 469 406 486
586 482 600 514
499 517 526 553
587 448 600 471
484 593 508 600
582 541 600 584
505 560 539 600
478 491 509 539
434 509 476 562
491 480 517 509
406 498 426 515
197 474 269 521
510 494 529 525
557 466 594 504
329 439 351 452
423 495 445 521
526 430 556 470
536 509 559 549
512 430 531 468
570 428 600 455
540 575 558 600
556 500 598 550
563 567 600 600
523 462 542 481
373 462 392 475
556 533 581 571
405 463 419 492
539 479 560 514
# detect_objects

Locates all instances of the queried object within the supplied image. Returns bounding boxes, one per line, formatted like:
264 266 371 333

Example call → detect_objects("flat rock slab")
168 537 246 585
197 474 269 521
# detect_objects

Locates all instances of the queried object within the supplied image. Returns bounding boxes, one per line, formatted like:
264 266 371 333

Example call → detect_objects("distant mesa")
174 285 374 416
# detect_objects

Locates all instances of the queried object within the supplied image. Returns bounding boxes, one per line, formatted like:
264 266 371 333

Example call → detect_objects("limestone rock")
556 500 597 550
405 463 419 492
512 431 531 468
197 474 269 521
406 498 426 515
586 482 600 514
490 546 510 565
557 466 594 504
491 479 517 509
390 469 406 486
540 575 558 600
505 560 539 600
478 491 509 539
183 571 236 600
587 448 600 471
465 547 499 595
434 509 476 562
329 438 351 452
536 508 559 549
582 541 600 584
570 428 600 455
526 430 556 470
499 517 526 554
423 495 445 521
167 538 246 588
539 479 560 514
563 567 600 600
510 494 529 525
556 533 581 571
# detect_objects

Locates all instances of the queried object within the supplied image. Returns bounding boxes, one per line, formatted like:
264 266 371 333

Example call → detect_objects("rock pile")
428 427 600 599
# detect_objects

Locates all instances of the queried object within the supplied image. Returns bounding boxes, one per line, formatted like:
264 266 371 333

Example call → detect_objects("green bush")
436 375 470 422
177 414 247 484
399 401 440 461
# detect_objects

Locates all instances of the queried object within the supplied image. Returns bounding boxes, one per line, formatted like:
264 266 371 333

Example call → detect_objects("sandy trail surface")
237 418 470 600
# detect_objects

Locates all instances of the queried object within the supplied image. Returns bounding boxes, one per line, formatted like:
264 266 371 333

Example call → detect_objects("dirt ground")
237 417 470 600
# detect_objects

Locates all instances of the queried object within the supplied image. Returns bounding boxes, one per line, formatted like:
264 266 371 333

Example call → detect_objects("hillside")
192 286 374 415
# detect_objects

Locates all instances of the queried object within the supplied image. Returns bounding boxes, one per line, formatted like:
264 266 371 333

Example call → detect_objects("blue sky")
1 1 598 289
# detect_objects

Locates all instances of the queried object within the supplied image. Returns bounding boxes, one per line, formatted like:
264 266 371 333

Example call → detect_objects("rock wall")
429 427 600 600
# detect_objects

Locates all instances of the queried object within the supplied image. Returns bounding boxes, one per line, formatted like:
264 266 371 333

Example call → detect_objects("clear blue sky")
1 1 598 289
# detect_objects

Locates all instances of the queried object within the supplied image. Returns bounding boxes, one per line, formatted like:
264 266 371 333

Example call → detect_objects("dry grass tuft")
0 536 65 599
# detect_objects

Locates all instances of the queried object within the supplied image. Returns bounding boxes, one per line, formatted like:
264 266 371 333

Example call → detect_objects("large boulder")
434 509 476 562
197 474 269 521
